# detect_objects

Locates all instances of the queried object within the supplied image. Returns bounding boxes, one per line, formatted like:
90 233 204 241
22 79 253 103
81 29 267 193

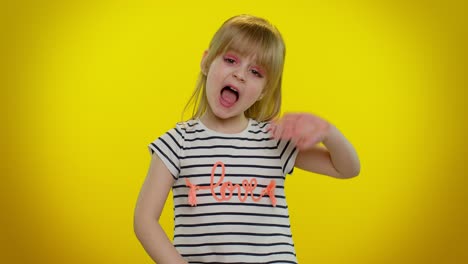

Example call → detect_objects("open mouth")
220 86 239 107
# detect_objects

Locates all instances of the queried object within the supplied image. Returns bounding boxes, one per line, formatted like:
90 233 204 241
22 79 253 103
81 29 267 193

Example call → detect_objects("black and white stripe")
149 119 299 263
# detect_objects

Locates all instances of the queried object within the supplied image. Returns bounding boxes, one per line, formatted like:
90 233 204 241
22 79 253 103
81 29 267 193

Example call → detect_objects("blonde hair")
183 14 286 122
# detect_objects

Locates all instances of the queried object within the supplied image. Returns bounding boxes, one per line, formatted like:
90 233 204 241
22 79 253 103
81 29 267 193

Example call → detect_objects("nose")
233 70 245 82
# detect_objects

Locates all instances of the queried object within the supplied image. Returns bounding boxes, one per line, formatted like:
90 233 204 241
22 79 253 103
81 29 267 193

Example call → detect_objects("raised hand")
268 112 332 150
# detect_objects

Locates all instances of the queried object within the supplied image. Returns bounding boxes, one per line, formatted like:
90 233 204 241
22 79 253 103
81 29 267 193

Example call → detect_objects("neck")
200 109 249 134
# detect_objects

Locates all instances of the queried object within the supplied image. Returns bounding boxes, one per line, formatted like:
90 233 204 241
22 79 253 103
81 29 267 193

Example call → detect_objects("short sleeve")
277 139 298 176
148 125 185 180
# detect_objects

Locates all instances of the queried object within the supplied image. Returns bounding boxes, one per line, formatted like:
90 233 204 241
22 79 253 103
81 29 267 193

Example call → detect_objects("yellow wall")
2 0 466 263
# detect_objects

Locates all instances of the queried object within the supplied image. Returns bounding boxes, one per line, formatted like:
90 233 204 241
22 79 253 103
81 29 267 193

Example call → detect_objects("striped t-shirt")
149 118 299 264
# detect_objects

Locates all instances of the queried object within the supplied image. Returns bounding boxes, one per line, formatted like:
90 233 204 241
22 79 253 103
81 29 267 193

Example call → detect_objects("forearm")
134 218 188 264
322 125 360 178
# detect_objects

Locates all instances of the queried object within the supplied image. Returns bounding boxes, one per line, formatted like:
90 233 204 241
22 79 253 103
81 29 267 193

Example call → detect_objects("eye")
224 57 236 64
251 69 263 78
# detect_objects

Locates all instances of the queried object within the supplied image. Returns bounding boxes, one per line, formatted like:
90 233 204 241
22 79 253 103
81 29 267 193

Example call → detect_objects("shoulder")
174 119 205 136
167 119 210 145
244 119 275 144
155 120 201 145
249 119 271 133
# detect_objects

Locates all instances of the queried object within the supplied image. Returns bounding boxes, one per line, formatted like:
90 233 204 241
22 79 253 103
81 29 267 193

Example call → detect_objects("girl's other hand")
268 112 332 150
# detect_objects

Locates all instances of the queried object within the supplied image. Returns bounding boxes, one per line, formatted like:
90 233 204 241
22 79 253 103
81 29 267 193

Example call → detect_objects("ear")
200 50 209 75
257 93 265 102
257 90 266 101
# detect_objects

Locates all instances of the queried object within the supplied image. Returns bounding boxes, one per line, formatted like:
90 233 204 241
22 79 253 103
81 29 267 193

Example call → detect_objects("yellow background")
2 0 467 263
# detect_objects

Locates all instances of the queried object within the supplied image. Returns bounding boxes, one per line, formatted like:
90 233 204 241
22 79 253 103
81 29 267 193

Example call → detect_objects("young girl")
134 15 360 264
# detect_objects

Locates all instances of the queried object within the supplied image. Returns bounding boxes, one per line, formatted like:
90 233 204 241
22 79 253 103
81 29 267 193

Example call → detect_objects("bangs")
213 22 284 78
226 34 278 71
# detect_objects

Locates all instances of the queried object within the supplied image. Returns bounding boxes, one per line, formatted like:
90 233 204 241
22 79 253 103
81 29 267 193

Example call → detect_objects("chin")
212 111 237 120
210 107 241 120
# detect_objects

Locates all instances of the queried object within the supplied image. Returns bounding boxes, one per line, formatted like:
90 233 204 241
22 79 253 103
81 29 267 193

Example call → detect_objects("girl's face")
203 50 267 121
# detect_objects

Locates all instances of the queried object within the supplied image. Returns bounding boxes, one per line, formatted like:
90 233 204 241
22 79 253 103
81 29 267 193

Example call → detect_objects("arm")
134 154 188 264
295 125 360 179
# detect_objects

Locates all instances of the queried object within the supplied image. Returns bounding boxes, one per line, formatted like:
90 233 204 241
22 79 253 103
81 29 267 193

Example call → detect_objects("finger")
271 116 287 139
266 123 274 132
266 124 277 139
304 133 326 149
293 119 312 138
272 123 283 139
282 122 295 139
295 137 307 150
283 114 301 139
289 136 298 146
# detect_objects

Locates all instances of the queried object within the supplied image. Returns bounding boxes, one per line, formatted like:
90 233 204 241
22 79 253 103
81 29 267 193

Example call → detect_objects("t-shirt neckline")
196 118 253 137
